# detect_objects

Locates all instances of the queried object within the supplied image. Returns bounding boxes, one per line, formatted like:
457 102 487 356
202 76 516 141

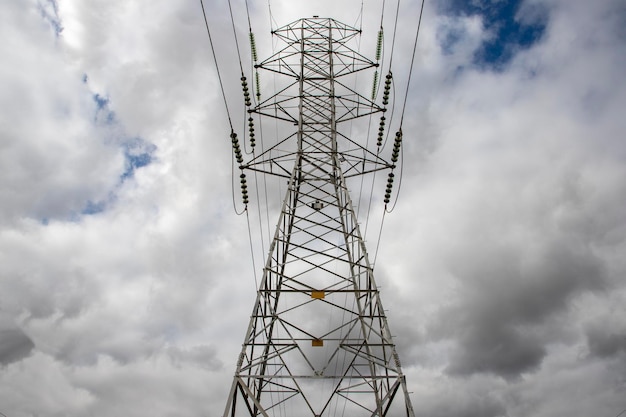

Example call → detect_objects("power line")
199 0 235 130
387 0 427 214
387 0 402 70
226 0 245 75
399 0 426 127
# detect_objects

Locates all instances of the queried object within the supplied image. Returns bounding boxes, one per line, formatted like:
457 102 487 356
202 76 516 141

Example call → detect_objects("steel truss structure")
223 17 415 417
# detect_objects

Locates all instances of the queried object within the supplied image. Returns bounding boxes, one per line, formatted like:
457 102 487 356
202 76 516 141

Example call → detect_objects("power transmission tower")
224 17 414 417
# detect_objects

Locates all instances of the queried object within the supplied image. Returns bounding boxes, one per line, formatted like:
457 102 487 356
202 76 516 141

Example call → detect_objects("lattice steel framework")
223 17 415 417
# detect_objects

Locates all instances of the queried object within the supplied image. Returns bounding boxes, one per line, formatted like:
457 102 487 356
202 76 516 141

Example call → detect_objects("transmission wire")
241 0 270 283
263 6 285 416
246 209 259 288
200 0 249 216
353 0 364 30
227 0 246 75
360 0 387 244
387 0 426 213
399 0 426 127
387 0 402 69
373 209 387 266
367 0 401 251
244 0 253 30
243 10 283 417
343 10 380 415
378 0 401 152
199 0 234 130
348 4 385 414
268 0 278 32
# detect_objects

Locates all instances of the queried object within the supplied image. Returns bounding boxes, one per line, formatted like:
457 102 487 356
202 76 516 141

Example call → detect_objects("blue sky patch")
93 93 109 110
76 88 157 217
121 138 158 181
82 199 108 216
439 0 548 69
78 137 157 217
92 93 117 124
37 0 62 37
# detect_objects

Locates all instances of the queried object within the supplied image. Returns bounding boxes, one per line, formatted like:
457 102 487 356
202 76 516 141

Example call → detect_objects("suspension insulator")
241 76 251 107
384 156 397 205
231 131 244 164
383 72 392 105
249 32 258 62
376 29 383 61
391 130 402 163
376 116 386 147
371 71 379 100
240 172 249 205
255 71 261 101
248 117 256 148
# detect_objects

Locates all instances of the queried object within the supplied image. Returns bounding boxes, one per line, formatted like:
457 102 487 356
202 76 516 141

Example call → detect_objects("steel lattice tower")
224 17 415 417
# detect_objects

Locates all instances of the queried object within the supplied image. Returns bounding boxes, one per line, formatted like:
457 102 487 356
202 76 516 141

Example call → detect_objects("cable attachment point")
383 72 392 106
248 116 255 148
241 76 251 107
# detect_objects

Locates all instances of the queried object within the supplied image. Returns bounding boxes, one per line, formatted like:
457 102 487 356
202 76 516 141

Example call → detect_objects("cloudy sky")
1 0 625 416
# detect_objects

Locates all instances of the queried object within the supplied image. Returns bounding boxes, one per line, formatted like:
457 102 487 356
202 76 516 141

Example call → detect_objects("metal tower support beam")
223 17 415 417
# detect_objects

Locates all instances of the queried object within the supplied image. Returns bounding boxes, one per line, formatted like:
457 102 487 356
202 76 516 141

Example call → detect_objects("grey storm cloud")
441 239 606 378
0 328 35 366
586 321 626 360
